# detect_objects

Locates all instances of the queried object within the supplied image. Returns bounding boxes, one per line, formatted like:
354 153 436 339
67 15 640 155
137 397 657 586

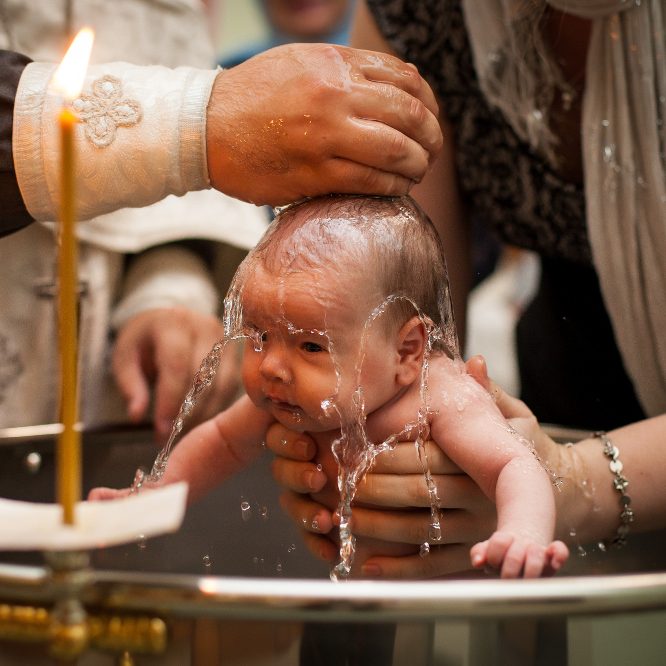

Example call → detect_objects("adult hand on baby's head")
206 43 443 206
112 308 241 443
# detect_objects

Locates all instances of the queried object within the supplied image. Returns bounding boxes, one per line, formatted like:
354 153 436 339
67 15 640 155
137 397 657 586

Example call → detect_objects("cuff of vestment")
13 61 216 222
111 245 219 331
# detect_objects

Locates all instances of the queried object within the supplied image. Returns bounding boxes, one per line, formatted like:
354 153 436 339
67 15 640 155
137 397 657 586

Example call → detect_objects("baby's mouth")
267 396 301 414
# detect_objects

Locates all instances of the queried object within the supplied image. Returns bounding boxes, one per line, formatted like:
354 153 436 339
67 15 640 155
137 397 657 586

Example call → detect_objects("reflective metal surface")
2 564 666 622
1 425 665 665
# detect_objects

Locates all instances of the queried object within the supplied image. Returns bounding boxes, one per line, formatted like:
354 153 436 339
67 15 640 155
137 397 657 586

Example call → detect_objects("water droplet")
131 467 147 493
260 506 269 520
287 543 296 553
137 534 147 550
429 523 442 542
315 464 323 472
203 555 211 567
276 560 283 574
311 519 319 531
419 542 430 557
24 451 42 474
321 398 335 414
241 500 252 522
576 545 587 558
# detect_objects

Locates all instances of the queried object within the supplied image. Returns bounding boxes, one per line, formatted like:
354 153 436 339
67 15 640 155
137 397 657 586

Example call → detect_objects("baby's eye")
302 341 325 353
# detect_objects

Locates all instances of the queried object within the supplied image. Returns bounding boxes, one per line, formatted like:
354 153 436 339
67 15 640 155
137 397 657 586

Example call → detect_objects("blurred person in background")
220 0 355 68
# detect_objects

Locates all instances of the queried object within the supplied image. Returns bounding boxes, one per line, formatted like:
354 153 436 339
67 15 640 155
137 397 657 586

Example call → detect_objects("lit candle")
50 27 94 525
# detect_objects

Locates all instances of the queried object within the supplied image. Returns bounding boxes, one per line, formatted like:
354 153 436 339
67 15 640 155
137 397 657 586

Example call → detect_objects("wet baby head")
250 194 455 341
230 194 458 431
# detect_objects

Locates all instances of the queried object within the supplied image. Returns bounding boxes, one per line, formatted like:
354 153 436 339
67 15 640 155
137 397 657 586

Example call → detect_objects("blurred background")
213 1 266 60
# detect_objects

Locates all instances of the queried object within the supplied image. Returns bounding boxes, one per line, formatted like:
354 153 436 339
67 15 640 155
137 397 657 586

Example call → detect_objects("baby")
92 195 568 578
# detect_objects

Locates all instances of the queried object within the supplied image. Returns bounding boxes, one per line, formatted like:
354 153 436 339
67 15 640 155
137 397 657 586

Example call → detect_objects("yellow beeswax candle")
57 106 80 525
51 27 94 525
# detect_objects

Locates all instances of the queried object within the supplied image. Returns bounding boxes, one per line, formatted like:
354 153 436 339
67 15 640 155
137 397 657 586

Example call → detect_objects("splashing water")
128 340 230 495
130 267 250 493
146 341 226 485
330 295 447 580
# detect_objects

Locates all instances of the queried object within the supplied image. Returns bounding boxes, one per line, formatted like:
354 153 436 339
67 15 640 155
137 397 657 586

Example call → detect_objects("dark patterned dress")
367 0 645 429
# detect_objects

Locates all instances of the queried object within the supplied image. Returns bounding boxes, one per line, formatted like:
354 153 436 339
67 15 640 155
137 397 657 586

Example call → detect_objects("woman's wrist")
553 434 633 546
550 439 596 544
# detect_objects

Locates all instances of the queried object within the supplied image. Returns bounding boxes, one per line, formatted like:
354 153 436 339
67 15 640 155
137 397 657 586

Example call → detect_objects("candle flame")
51 27 95 100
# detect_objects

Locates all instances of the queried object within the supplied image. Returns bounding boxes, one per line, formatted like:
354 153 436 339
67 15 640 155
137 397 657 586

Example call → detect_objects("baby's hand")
87 487 132 501
470 531 569 578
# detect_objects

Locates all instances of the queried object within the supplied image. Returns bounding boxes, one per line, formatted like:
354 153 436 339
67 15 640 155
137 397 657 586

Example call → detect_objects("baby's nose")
259 347 292 383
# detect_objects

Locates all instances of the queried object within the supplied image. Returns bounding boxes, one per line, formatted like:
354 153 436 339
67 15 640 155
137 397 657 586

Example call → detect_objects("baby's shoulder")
426 355 497 417
427 355 470 388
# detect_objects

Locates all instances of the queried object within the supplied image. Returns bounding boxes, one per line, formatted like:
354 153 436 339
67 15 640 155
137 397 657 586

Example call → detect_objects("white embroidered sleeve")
110 246 219 331
13 61 217 222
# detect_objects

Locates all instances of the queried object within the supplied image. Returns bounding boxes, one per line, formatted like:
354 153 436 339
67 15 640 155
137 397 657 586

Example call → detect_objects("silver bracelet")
593 431 634 549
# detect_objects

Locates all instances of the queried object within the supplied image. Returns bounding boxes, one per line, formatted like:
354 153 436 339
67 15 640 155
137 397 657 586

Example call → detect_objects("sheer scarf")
462 0 666 416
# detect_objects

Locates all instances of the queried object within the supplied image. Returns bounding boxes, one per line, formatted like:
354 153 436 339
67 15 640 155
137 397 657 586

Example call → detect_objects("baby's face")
239 263 401 432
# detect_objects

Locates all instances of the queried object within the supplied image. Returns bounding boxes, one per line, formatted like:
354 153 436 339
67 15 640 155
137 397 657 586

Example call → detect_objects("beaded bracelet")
593 431 634 549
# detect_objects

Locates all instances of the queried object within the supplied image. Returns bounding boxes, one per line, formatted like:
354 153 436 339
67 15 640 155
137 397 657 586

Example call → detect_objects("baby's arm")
430 360 569 578
467 454 569 578
157 394 273 503
90 395 274 504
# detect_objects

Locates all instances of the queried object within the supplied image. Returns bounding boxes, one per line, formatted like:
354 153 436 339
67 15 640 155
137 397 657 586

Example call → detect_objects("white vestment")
0 0 268 427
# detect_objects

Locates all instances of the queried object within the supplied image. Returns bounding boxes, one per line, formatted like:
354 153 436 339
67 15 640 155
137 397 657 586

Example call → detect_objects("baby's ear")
396 316 426 385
